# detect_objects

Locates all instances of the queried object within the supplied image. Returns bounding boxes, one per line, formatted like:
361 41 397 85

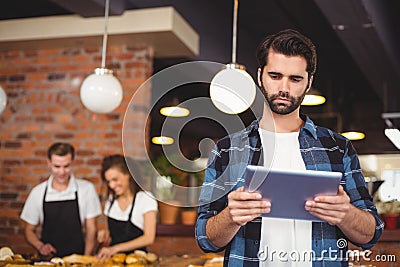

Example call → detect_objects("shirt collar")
47 173 77 193
242 117 261 139
300 114 318 140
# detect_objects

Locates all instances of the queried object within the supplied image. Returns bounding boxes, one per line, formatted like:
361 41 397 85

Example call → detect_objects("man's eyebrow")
290 75 305 80
267 72 305 80
267 71 281 75
53 163 70 167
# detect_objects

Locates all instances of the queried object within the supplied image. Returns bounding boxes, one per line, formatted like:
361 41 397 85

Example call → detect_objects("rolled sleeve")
360 210 384 249
195 145 228 253
195 207 224 253
343 141 383 249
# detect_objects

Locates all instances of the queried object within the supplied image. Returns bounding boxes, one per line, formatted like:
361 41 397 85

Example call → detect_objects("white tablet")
244 165 342 221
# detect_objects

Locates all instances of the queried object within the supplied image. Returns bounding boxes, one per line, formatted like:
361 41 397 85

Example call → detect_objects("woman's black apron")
108 195 147 253
41 182 85 257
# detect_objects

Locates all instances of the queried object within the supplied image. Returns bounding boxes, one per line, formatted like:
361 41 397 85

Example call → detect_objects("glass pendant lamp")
0 85 7 114
80 0 123 113
209 0 256 114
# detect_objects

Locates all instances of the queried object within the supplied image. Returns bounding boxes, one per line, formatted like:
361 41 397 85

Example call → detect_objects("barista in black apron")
41 182 85 257
107 195 147 253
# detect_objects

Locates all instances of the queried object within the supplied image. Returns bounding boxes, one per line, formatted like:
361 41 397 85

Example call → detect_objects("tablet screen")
244 165 342 221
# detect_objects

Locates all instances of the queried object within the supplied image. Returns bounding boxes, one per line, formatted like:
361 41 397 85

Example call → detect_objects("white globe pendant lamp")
0 85 7 114
80 0 123 114
81 68 122 113
210 0 256 114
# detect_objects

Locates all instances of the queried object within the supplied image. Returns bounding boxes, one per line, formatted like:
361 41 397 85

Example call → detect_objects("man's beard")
260 84 307 115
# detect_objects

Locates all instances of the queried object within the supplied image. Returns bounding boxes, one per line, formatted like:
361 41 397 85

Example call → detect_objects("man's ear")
257 67 262 87
46 158 51 167
306 75 314 92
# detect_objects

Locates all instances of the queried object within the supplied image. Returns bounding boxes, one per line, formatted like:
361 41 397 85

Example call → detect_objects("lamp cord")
232 0 238 64
101 0 110 69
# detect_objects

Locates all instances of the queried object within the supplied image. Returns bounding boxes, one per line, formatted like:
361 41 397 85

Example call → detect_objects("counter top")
379 228 400 242
156 224 195 237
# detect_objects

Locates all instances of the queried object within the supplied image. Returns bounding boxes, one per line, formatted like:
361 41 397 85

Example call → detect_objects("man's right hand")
227 186 271 226
205 186 271 248
38 243 56 257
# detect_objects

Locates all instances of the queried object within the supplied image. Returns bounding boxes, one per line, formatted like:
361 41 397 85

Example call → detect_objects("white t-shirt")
104 191 158 230
20 174 102 225
258 129 312 267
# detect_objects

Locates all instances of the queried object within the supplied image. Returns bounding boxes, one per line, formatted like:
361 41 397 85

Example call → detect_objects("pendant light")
80 0 123 114
209 0 256 114
301 88 326 106
0 85 7 114
340 131 365 141
152 136 174 145
160 98 190 117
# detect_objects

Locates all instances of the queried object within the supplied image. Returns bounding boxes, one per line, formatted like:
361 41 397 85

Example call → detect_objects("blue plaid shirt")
195 115 384 267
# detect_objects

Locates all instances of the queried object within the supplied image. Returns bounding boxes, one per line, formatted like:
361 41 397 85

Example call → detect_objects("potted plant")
152 154 188 186
152 154 188 224
181 207 197 225
154 175 180 224
152 153 205 224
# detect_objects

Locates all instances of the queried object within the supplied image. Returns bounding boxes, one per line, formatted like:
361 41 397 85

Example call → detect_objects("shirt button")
255 240 259 244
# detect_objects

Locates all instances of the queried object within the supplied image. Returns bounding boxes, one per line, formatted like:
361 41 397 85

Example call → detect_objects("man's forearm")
25 228 44 251
338 206 376 244
84 218 97 255
84 230 96 255
206 207 241 248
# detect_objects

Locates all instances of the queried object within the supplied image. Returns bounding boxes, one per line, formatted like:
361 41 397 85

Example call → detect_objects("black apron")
41 182 85 257
108 195 147 253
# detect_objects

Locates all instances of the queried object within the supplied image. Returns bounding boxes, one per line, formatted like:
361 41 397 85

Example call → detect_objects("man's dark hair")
256 29 317 78
47 142 75 160
101 154 141 201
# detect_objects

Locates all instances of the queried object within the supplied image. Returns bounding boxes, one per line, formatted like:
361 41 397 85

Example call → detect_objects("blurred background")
2 0 400 156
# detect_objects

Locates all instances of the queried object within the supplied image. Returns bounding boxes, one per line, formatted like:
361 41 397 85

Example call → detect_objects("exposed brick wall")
0 44 153 254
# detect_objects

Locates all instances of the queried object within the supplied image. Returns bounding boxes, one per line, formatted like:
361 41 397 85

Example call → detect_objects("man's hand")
205 186 271 248
227 186 271 226
305 185 351 225
305 185 376 244
97 229 110 244
38 243 57 257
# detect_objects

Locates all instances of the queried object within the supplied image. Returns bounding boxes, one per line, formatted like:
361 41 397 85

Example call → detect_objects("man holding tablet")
195 29 383 266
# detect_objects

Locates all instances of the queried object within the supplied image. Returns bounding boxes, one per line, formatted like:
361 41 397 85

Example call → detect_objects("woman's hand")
95 246 115 263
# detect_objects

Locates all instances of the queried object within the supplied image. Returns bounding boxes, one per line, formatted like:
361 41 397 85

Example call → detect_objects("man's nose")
280 78 290 92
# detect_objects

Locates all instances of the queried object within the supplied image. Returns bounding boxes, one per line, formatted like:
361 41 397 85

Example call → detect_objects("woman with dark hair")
96 154 157 262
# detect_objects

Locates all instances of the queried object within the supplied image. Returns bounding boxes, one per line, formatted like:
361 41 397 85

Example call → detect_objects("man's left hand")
305 185 351 225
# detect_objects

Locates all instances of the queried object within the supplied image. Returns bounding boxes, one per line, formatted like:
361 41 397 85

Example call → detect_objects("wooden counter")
379 228 400 242
149 224 202 256
156 224 195 237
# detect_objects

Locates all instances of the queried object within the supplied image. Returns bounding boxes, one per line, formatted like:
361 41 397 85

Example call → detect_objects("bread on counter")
110 254 125 264
1 248 158 267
